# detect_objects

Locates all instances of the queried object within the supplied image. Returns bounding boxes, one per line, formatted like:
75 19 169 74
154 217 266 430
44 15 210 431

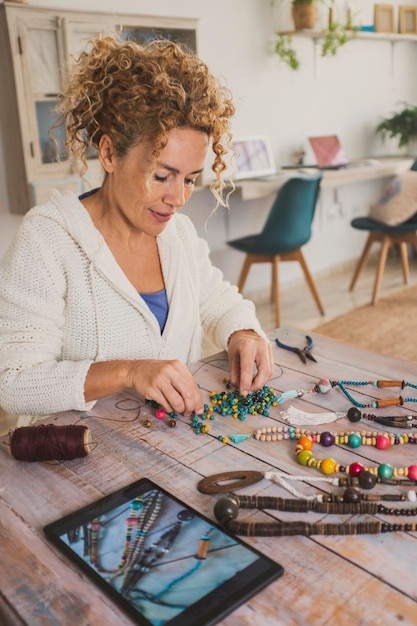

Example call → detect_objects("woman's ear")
98 134 115 173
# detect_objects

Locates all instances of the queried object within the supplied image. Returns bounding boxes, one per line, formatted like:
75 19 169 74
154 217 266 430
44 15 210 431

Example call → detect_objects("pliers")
275 335 317 364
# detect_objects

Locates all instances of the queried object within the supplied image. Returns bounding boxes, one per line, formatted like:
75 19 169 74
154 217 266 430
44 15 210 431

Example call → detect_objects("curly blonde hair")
56 35 235 205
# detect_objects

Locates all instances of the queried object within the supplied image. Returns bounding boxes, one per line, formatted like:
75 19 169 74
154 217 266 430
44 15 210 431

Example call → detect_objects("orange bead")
298 435 313 450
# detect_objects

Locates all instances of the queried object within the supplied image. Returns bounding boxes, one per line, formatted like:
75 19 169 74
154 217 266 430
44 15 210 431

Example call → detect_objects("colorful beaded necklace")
89 495 145 574
89 489 164 584
295 435 417 481
277 378 417 410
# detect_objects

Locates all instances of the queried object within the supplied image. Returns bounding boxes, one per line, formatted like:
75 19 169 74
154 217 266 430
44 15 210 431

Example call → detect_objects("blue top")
140 289 169 333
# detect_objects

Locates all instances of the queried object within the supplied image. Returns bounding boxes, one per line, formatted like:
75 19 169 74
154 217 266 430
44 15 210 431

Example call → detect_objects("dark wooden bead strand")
213 495 417 537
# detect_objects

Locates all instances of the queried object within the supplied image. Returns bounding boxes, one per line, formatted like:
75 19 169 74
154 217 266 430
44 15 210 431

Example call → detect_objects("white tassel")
264 471 339 501
281 405 345 425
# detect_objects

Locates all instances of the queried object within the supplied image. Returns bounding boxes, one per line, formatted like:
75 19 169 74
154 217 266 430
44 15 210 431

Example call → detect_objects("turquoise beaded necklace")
278 378 417 410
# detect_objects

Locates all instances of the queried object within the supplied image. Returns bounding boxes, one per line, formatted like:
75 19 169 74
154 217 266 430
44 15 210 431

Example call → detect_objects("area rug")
313 284 417 363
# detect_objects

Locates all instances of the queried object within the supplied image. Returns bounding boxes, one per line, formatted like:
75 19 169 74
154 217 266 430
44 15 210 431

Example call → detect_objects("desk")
238 157 414 200
1 327 417 625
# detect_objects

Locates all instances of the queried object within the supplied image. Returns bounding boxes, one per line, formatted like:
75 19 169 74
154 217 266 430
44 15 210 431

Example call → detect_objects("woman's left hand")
227 330 274 396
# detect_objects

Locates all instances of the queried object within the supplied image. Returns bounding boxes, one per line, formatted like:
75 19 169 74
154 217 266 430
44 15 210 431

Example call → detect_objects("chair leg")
372 236 390 305
294 249 325 316
237 255 253 293
271 256 280 328
399 242 410 284
349 233 377 291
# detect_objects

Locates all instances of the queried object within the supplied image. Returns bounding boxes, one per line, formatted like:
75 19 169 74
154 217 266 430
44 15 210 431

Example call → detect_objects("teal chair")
349 159 417 304
227 174 324 328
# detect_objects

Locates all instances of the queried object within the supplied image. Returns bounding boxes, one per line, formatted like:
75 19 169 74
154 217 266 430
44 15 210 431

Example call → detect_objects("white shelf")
278 30 417 43
275 29 417 77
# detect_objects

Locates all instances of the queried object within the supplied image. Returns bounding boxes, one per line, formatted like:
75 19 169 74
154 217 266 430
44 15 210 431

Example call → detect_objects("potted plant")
273 0 357 69
376 103 417 149
292 0 318 31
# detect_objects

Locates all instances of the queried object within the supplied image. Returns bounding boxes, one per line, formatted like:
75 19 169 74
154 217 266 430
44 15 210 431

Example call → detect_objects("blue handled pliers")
275 335 317 364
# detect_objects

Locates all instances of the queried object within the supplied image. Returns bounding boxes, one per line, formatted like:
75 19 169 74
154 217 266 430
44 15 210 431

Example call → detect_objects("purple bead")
320 431 335 447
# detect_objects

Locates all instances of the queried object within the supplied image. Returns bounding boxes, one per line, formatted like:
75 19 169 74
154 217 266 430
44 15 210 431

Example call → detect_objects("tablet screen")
44 478 283 625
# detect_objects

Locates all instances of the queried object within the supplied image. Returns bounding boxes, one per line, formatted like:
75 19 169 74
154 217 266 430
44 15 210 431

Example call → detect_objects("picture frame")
399 6 417 34
374 4 395 33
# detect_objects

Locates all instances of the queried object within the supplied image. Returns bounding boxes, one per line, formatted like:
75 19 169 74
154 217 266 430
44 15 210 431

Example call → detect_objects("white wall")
1 0 417 291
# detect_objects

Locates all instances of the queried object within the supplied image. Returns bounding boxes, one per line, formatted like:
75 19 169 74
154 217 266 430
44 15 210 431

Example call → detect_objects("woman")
0 36 273 417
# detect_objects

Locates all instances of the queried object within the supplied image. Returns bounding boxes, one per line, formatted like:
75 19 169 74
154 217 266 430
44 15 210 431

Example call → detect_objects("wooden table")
2 327 417 626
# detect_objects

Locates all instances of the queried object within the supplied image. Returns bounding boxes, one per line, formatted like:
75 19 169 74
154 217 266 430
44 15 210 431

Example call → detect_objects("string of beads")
89 495 145 574
213 495 417 537
295 436 417 481
189 382 279 436
311 378 417 409
253 425 417 449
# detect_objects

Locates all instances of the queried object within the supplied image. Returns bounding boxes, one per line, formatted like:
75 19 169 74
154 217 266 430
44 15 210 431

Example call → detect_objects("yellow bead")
201 424 210 433
320 457 337 475
222 436 229 444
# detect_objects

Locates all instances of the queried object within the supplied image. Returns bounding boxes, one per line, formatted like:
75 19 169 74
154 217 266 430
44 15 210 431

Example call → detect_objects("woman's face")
99 127 209 236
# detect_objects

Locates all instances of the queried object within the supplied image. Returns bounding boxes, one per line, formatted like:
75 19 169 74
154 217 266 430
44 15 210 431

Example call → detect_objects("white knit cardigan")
0 190 265 415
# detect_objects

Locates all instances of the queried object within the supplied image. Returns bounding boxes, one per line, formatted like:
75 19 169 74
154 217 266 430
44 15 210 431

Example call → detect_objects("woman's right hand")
85 358 204 416
125 359 204 416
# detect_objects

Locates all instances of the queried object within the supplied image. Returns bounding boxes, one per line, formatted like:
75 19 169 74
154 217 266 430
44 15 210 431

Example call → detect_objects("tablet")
44 478 283 625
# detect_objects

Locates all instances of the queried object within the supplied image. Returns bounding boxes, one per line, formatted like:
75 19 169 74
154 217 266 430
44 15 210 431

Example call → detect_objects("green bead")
348 433 362 448
378 463 394 479
297 450 313 466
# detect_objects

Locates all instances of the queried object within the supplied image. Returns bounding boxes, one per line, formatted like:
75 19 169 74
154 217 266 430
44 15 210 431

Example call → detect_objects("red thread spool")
8 424 91 462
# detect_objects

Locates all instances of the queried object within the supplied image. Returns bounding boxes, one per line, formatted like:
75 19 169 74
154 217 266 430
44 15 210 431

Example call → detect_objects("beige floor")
2 254 417 436
253 253 417 333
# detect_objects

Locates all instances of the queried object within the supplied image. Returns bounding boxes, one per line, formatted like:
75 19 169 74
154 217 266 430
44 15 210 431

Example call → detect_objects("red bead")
408 465 417 480
155 409 166 419
349 462 365 476
376 434 390 450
